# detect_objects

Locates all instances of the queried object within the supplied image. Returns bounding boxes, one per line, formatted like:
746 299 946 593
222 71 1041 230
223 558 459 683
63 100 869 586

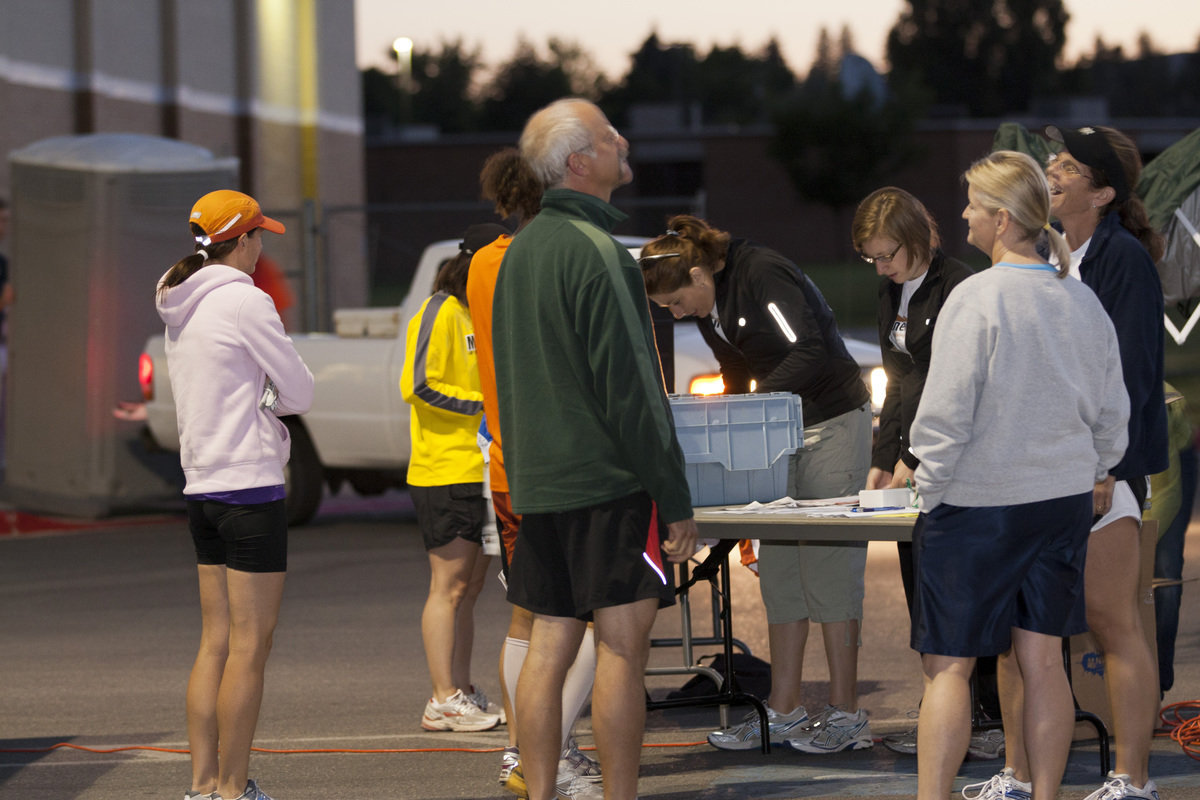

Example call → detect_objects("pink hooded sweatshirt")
157 264 314 495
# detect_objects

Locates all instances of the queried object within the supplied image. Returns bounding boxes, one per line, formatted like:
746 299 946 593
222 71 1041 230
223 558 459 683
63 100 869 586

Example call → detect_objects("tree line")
364 0 1200 134
362 0 1200 226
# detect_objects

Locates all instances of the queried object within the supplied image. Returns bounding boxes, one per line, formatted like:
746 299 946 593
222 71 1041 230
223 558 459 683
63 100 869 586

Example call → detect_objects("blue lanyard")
994 261 1057 273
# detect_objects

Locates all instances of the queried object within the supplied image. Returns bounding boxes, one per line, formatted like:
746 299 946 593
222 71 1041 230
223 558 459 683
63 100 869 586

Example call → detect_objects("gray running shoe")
555 760 604 799
227 779 274 800
469 686 506 725
967 728 1005 760
784 705 873 753
881 724 918 755
560 735 601 782
706 705 809 750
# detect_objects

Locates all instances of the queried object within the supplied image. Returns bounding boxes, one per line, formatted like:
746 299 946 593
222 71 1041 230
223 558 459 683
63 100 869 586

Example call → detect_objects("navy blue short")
188 498 288 573
910 492 1091 657
410 483 485 551
506 491 676 622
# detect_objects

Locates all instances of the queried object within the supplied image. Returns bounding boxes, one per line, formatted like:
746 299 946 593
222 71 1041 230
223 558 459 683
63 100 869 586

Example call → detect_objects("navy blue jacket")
1078 211 1168 480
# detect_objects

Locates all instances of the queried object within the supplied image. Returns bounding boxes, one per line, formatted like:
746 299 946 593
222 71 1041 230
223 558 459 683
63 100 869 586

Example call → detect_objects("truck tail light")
687 374 725 396
138 353 154 401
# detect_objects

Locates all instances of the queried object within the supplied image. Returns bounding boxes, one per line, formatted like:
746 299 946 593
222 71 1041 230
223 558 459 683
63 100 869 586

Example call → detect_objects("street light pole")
392 37 413 124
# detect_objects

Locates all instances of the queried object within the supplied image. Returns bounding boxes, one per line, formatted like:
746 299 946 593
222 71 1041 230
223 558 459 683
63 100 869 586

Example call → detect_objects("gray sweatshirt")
911 264 1129 511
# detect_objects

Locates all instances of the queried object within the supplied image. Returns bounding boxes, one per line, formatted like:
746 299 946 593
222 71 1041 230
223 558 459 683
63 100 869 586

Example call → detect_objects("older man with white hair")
491 98 698 800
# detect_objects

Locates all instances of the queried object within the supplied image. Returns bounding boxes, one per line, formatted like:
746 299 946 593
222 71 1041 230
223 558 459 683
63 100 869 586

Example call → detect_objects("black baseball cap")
460 223 511 255
1044 125 1131 203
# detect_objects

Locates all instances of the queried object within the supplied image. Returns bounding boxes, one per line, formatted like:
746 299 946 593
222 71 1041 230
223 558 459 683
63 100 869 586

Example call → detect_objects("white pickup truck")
139 237 884 525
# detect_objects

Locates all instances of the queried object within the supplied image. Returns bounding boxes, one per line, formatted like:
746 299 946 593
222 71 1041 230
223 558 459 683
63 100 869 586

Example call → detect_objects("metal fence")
275 192 707 332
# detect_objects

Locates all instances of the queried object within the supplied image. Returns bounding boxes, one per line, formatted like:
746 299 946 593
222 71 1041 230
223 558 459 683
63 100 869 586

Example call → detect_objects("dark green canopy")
1137 126 1200 232
990 121 1057 166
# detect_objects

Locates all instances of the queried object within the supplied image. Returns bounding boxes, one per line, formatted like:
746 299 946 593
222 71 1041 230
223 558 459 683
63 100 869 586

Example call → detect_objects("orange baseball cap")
189 190 286 243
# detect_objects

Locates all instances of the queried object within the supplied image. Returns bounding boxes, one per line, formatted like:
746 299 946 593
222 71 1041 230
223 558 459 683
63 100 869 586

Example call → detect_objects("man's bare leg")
516 613 586 800
591 597 660 800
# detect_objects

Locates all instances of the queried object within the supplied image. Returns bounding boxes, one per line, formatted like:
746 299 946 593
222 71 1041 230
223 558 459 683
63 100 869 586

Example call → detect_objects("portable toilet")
5 134 238 517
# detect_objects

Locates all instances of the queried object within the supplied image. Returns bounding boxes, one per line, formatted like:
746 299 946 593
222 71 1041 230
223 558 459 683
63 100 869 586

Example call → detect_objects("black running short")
411 482 485 551
506 491 676 621
188 498 288 573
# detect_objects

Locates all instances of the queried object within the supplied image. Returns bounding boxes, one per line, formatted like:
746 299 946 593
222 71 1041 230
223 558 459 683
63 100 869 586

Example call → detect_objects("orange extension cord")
1157 700 1200 760
0 740 707 756
4 703 1197 758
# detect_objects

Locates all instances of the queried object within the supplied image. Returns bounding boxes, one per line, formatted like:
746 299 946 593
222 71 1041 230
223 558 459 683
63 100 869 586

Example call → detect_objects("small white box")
333 308 400 338
858 488 913 510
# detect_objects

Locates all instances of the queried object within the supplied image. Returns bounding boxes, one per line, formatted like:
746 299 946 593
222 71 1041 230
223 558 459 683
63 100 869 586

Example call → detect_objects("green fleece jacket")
492 189 693 523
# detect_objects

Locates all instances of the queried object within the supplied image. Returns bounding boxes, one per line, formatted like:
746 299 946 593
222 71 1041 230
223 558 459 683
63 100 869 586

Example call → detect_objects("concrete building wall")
0 0 367 319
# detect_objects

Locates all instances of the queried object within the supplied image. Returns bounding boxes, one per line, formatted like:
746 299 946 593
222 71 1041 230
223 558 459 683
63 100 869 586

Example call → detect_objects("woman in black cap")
987 126 1167 800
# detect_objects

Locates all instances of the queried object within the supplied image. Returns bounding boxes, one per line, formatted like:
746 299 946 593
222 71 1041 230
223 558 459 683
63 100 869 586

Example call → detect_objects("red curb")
0 510 182 538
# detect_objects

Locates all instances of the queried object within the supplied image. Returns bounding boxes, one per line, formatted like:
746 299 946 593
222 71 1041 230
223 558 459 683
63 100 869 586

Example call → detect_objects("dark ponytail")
1116 197 1164 263
156 223 241 299
1097 127 1165 262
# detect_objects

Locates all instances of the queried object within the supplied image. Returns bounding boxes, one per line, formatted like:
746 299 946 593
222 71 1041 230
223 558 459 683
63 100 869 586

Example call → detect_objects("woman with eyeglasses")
849 189 994 759
640 214 874 755
851 188 973 611
984 126 1167 800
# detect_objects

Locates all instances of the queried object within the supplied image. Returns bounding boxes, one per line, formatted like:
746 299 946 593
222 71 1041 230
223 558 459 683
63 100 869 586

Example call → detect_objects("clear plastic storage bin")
668 392 803 507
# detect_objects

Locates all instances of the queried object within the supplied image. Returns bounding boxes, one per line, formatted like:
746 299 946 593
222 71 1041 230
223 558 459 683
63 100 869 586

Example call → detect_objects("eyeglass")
860 242 903 265
638 251 681 269
1046 153 1084 177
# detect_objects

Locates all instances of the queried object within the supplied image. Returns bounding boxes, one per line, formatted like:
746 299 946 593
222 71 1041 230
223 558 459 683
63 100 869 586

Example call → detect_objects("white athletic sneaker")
706 705 810 750
499 745 524 796
784 705 873 753
1082 772 1161 800
960 767 1032 800
555 759 604 799
421 688 501 732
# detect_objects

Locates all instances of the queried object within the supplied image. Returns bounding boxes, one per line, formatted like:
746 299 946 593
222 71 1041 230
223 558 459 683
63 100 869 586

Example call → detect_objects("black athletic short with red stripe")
506 490 676 621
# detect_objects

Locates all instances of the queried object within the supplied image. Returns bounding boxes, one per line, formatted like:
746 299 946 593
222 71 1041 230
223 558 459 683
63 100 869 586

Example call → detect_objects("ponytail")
1092 127 1165 263
1045 227 1072 279
1116 197 1165 263
156 224 241 300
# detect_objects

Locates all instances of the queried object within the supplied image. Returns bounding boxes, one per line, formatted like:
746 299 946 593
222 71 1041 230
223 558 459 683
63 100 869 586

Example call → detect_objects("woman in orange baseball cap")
157 189 312 800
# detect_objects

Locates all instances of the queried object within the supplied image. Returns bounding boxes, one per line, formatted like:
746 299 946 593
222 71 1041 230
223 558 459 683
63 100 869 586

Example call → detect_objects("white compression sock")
501 636 528 726
560 627 597 752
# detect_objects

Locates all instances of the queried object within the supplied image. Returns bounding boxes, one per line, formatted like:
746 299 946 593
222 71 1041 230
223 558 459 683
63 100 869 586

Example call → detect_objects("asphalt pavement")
1 488 1198 799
